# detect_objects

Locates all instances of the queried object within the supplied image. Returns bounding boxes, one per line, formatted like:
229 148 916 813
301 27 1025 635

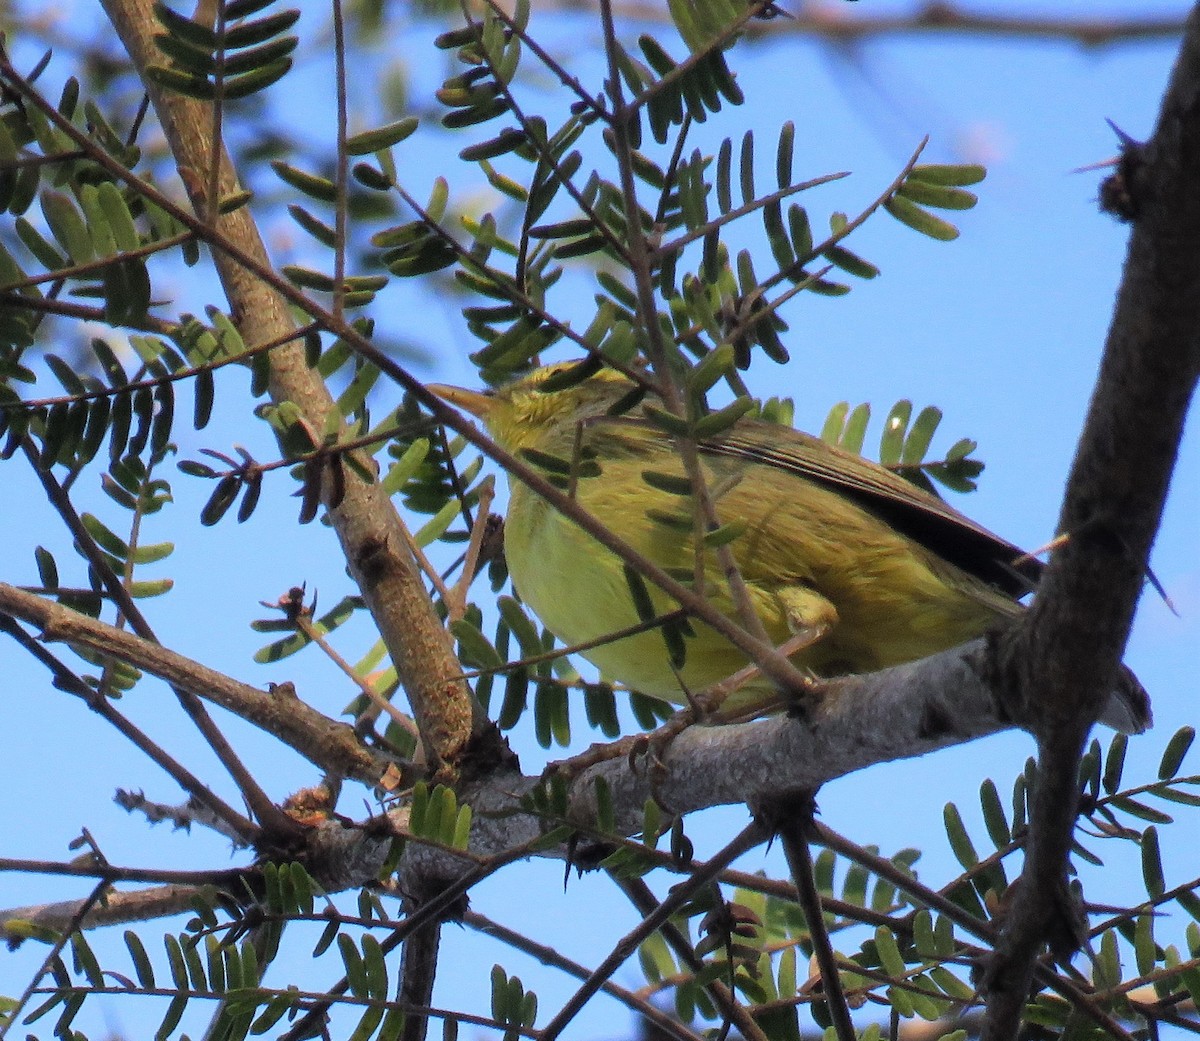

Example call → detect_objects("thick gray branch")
1 636 1021 937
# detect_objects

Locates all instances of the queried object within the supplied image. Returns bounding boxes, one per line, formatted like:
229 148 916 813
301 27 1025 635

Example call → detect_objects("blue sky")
1 3 1196 1038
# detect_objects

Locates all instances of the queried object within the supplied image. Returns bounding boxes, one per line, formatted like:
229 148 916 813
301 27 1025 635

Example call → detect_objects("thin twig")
773 801 857 1041
443 474 495 622
538 820 768 1041
17 438 284 840
295 612 421 744
614 874 773 1041
464 908 707 1041
0 879 112 1039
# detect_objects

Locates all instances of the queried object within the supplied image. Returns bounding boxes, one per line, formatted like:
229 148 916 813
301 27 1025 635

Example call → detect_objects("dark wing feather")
702 421 1042 598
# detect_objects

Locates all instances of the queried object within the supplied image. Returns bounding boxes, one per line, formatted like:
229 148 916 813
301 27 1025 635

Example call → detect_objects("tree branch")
0 582 394 786
982 5 1200 1036
531 1 1185 48
96 0 482 780
0 632 1026 935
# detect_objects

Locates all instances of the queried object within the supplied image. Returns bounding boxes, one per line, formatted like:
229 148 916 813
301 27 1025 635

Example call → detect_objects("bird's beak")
426 383 493 419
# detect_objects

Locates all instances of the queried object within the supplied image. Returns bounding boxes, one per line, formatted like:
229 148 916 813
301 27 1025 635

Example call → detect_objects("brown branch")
981 5 1200 1039
0 884 222 943
528 1 1184 47
770 801 857 1041
0 613 258 841
95 0 482 781
17 436 286 840
0 582 392 785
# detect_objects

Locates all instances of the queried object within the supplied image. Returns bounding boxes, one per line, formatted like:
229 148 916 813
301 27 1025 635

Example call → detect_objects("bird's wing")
702 421 1042 598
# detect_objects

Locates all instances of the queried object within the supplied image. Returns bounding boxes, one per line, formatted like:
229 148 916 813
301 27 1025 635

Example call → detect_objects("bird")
430 360 1150 732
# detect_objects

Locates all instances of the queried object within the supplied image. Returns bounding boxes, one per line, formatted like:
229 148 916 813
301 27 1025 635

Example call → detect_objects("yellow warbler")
432 363 1149 732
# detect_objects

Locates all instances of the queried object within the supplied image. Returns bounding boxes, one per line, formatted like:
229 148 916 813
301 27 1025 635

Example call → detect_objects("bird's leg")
543 703 696 788
775 584 839 647
706 587 835 722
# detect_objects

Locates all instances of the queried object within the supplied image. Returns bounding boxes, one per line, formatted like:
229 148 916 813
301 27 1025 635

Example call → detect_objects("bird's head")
428 362 641 455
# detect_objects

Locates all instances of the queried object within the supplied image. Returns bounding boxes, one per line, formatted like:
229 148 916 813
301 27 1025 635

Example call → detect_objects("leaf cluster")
0 5 1192 1041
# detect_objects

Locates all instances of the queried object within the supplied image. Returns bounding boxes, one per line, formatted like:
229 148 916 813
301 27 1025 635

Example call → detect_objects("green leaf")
129 577 173 598
788 204 813 261
912 909 936 958
909 163 986 187
640 468 692 496
70 932 103 987
151 381 174 454
193 365 215 430
225 8 301 47
1134 913 1157 976
125 930 155 988
902 406 942 465
1177 959 1200 1010
201 475 241 526
79 184 118 257
1141 826 1165 898
81 512 130 558
451 618 504 670
41 189 93 263
452 803 472 850
594 775 614 833
693 396 755 438
884 195 960 241
414 496 461 547
346 116 419 154
942 802 979 869
874 925 907 979
352 161 394 191
97 182 141 252
1094 930 1122 990
33 545 59 590
251 993 297 1034
147 63 219 99
338 932 368 998
271 160 337 202
1110 794 1174 824
534 677 570 748
879 400 911 466
703 519 747 548
495 600 541 663
583 682 619 738
979 778 1011 849
460 128 528 163
156 994 189 1040
15 217 66 270
897 179 978 211
1159 726 1195 779
622 563 657 626
288 204 337 247
154 0 217 46
130 540 175 564
380 437 431 497
822 244 879 280
837 403 870 454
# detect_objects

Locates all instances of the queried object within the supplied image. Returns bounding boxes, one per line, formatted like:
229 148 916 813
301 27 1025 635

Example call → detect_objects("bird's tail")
1102 665 1152 734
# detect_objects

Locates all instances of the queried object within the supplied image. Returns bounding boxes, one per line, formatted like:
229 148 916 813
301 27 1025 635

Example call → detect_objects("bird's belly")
504 488 748 699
